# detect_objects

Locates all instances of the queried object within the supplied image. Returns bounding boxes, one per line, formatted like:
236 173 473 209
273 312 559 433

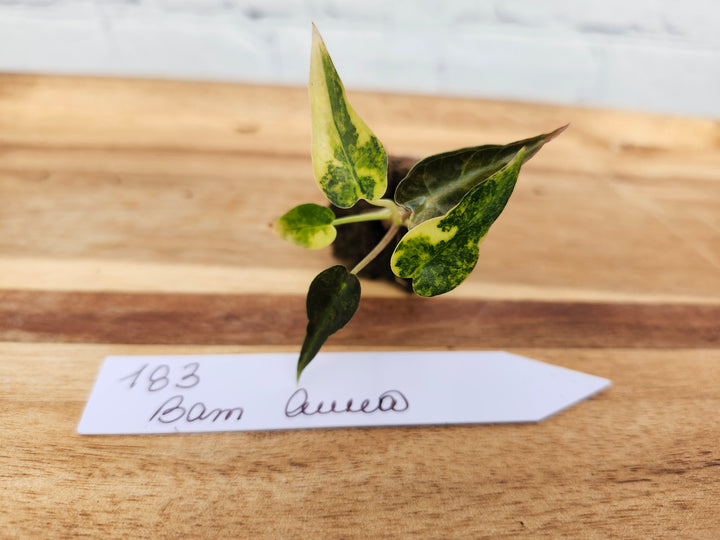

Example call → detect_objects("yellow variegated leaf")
309 24 387 208
396 125 567 228
275 203 337 249
391 149 526 297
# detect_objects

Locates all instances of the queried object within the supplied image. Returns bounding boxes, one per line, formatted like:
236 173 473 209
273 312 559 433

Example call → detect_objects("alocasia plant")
276 25 567 379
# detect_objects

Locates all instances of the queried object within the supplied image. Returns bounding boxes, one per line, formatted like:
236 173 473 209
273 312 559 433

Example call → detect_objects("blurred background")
0 0 718 118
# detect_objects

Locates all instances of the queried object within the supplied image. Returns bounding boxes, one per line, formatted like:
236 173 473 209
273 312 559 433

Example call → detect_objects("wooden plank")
2 343 720 537
2 74 718 182
0 289 718 349
2 74 720 537
1 75 718 302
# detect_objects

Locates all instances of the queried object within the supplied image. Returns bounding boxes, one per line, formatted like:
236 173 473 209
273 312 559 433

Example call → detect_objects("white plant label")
78 351 610 434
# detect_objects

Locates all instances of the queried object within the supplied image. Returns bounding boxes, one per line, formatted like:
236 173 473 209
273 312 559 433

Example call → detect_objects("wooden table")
1 74 719 537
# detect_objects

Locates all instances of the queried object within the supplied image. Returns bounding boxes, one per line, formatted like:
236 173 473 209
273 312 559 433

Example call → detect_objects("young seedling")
276 25 567 380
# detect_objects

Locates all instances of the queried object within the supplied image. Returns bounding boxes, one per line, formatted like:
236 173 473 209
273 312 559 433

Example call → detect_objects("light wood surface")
1 74 719 537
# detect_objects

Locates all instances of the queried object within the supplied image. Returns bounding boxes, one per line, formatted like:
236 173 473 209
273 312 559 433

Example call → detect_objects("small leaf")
309 24 387 208
298 265 361 379
391 149 525 297
276 203 337 249
395 125 566 228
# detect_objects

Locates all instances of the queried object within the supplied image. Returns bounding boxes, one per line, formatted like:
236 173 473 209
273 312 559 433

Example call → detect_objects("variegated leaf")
309 25 387 208
391 149 525 297
395 125 566 228
275 203 337 249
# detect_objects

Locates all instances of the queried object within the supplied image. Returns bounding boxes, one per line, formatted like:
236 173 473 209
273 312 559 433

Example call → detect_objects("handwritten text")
285 388 409 418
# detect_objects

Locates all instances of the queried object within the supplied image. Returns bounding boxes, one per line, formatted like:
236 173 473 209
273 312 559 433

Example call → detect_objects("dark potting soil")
330 155 418 291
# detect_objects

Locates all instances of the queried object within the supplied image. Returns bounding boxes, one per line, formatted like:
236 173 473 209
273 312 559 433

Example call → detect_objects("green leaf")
395 125 567 228
298 265 361 379
391 148 526 297
309 24 387 208
275 203 337 249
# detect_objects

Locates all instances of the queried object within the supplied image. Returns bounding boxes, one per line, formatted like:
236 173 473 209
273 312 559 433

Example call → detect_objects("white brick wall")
1 0 718 118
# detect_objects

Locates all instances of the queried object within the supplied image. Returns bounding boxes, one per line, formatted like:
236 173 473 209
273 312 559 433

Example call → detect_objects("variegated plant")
276 25 567 379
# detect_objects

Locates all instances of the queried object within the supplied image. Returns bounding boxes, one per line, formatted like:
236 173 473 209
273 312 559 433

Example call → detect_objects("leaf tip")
296 361 304 383
548 123 570 141
311 22 324 49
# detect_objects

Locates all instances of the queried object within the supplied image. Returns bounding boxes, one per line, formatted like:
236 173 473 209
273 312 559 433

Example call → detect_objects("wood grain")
1 74 719 538
3 343 720 538
0 289 718 349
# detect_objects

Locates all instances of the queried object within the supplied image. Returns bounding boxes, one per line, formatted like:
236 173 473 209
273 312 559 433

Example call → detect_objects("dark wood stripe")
0 290 718 348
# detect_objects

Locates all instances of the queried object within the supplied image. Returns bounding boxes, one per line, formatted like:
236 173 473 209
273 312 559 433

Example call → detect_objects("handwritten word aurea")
285 388 409 417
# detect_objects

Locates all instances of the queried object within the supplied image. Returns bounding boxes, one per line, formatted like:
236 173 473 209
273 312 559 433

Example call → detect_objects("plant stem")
332 208 392 226
350 221 401 275
368 198 405 225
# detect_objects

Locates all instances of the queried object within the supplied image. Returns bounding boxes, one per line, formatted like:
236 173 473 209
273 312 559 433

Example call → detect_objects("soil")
330 155 418 291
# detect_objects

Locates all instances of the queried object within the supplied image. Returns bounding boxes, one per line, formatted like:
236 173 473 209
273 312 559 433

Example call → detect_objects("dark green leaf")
391 149 525 297
309 24 387 208
298 265 361 379
275 203 337 249
395 125 567 228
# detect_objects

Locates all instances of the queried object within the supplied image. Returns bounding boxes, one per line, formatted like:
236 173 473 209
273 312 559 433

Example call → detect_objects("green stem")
332 208 392 227
368 198 405 225
350 221 401 275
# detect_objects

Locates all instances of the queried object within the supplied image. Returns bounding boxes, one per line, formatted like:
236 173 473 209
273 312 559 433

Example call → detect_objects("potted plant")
276 25 566 379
